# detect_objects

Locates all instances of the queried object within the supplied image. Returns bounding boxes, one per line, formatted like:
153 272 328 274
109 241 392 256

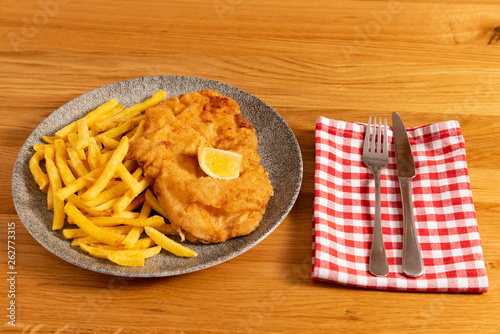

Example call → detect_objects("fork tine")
369 118 376 153
371 118 376 153
383 118 387 154
376 117 382 153
364 116 372 152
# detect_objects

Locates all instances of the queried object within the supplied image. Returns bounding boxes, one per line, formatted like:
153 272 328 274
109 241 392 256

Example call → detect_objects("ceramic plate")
12 76 303 277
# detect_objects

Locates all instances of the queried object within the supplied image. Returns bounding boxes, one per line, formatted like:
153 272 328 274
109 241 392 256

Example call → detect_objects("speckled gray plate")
12 76 303 277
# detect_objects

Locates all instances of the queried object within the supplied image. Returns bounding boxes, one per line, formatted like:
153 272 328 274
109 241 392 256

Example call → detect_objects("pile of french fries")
29 90 197 267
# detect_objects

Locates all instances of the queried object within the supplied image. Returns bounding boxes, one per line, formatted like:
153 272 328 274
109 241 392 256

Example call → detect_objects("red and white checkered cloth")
312 117 489 293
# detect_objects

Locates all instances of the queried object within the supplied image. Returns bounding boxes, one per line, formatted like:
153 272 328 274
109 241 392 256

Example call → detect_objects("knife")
392 112 424 278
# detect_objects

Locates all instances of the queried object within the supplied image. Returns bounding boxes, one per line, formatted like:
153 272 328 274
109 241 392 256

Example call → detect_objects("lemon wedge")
198 147 243 180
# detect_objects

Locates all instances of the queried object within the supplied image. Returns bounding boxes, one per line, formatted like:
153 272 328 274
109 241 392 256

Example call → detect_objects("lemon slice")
198 147 243 180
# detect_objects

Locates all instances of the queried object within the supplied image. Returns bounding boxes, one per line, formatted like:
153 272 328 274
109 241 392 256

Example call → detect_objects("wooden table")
1 0 499 332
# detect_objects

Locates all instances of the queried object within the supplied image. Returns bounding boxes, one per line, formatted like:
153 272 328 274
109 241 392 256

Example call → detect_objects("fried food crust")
127 90 273 243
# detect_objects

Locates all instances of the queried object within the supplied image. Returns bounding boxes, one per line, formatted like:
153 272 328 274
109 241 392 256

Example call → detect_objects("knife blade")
392 112 424 278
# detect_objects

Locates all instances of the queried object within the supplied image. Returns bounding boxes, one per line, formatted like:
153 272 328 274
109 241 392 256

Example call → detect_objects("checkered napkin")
312 117 489 293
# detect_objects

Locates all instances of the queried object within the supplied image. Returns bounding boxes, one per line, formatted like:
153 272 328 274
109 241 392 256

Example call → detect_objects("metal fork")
362 117 389 277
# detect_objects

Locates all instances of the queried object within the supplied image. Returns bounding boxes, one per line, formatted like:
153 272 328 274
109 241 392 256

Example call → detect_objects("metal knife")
392 112 424 278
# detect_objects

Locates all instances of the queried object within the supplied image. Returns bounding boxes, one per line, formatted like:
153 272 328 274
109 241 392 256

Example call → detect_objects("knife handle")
400 178 424 277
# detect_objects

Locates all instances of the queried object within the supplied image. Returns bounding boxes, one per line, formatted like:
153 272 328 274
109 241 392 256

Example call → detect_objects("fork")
362 117 389 277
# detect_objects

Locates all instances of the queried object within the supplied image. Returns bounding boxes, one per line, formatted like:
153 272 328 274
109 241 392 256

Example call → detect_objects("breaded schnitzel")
127 90 273 243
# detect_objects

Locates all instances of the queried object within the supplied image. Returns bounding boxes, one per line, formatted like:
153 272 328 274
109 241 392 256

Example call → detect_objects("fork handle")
400 177 424 277
369 170 389 277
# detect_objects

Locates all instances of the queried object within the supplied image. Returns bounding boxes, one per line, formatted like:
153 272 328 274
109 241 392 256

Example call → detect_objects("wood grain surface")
1 0 499 333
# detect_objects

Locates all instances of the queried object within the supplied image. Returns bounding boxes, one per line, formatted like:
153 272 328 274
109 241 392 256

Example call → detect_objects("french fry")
93 198 118 212
56 164 106 201
102 226 135 234
112 211 140 219
66 194 110 217
29 150 49 193
144 188 169 219
127 90 166 114
93 111 140 133
76 119 90 150
88 150 113 169
108 246 161 266
83 168 142 207
64 225 133 239
67 132 86 160
90 105 124 131
113 176 152 213
79 244 161 264
78 243 112 259
94 91 166 132
90 215 165 227
121 199 151 248
108 253 145 266
125 191 145 212
144 226 197 257
80 136 129 202
104 179 121 190
66 147 89 177
45 146 65 230
121 226 144 249
138 200 152 218
95 117 142 143
64 202 123 246
116 164 142 196
63 228 88 239
54 139 76 186
100 136 120 150
128 120 146 141
71 235 98 247
56 178 90 201
86 137 104 169
100 237 155 250
107 245 162 266
117 245 161 258
130 237 156 249
42 136 56 144
33 144 46 152
55 99 119 139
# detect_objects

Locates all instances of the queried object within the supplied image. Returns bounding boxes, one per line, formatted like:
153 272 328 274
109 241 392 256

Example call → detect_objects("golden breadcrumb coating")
127 90 273 243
